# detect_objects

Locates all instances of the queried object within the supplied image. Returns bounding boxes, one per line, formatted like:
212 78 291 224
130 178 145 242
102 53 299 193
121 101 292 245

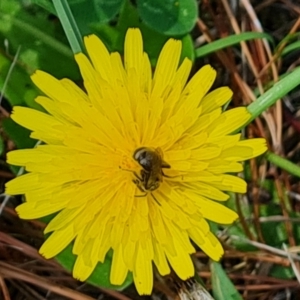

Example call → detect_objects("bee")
133 147 170 196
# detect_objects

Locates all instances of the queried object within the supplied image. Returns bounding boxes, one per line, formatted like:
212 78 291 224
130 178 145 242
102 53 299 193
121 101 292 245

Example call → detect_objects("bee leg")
150 193 161 206
161 169 172 178
119 167 143 179
132 179 147 197
132 180 161 205
133 171 143 181
135 193 148 198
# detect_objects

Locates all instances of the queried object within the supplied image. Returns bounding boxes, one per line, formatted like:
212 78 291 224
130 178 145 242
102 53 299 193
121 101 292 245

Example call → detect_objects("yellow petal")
152 39 182 99
174 65 216 114
153 242 170 276
31 70 73 103
208 107 251 136
39 224 75 258
16 200 68 219
188 226 224 261
193 195 238 224
220 138 267 161
11 106 64 138
124 28 144 74
84 35 112 82
201 87 233 113
133 243 153 295
165 239 194 280
73 248 96 281
110 244 128 285
210 174 247 193
5 173 39 195
45 208 81 233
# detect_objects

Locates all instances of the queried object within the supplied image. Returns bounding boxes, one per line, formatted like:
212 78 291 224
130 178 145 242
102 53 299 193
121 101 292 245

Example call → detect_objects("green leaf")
53 0 84 54
211 261 243 300
2 118 37 149
56 245 133 290
195 32 274 58
281 40 300 57
275 32 300 55
265 151 300 179
247 67 300 123
93 0 125 23
136 0 198 35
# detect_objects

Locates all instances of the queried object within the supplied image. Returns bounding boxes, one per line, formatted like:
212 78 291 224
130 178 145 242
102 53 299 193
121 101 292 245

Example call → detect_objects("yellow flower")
5 28 267 294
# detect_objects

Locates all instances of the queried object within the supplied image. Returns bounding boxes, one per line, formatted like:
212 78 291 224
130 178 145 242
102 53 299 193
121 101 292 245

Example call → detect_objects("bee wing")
155 147 171 168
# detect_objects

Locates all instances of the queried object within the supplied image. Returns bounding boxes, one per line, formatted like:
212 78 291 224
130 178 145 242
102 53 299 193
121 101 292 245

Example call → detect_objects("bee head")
133 147 154 171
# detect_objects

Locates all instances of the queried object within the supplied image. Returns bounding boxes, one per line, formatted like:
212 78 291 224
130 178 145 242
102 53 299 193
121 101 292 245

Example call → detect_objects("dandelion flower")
6 28 267 294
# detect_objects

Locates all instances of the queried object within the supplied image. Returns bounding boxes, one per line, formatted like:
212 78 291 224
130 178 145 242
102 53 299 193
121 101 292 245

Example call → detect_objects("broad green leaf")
227 226 258 252
57 0 97 37
0 0 79 80
99 0 195 64
181 34 195 63
87 24 119 53
56 245 133 290
211 261 243 300
93 0 125 23
0 0 19 21
260 209 287 246
136 0 198 35
292 211 300 241
270 265 294 279
32 0 56 14
35 0 123 51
